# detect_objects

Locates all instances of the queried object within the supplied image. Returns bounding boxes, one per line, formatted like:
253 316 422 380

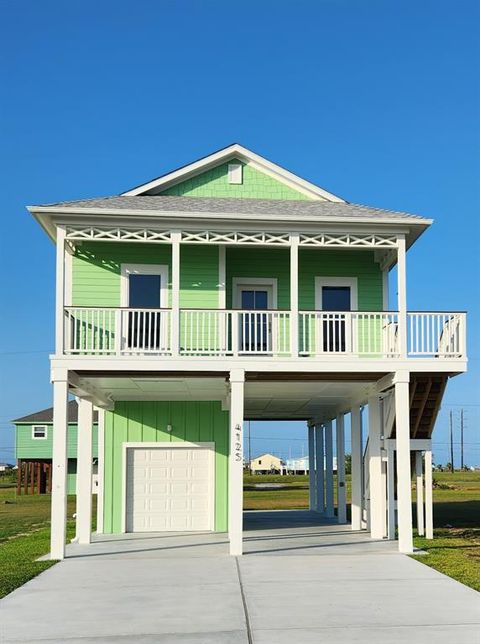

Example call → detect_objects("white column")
424 448 433 539
50 379 69 560
350 406 363 530
55 226 66 355
336 414 346 523
96 408 105 534
229 369 245 555
325 420 334 518
218 245 226 309
308 423 316 510
415 451 425 536
397 235 407 358
315 424 324 513
290 233 299 357
171 230 181 357
76 398 93 544
368 395 386 539
395 374 414 553
387 443 396 540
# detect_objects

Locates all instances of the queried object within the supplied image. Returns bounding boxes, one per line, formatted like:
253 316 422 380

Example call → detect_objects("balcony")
62 308 466 360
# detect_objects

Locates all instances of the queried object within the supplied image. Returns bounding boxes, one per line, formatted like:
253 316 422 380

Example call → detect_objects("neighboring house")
250 453 284 474
0 463 14 473
12 401 98 495
27 143 467 560
286 456 338 474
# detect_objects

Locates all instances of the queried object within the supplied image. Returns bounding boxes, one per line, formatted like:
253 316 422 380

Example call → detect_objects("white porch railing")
63 307 466 359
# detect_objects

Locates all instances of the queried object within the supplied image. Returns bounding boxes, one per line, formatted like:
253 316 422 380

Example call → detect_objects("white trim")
32 424 48 440
121 144 345 202
228 163 242 184
232 277 278 309
121 441 216 533
120 263 169 308
96 409 105 534
64 246 72 306
382 270 389 310
315 277 358 311
218 246 226 309
55 226 66 355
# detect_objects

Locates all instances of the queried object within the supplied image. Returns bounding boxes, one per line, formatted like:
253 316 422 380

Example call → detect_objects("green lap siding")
103 401 229 534
15 424 98 460
160 159 312 200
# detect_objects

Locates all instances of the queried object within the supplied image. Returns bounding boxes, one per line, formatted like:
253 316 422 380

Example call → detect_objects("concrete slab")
1 511 479 644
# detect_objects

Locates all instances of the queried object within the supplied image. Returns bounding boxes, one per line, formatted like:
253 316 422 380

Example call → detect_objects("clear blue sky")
1 0 479 466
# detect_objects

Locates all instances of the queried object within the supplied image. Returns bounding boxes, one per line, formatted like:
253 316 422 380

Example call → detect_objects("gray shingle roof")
34 195 429 223
12 400 98 424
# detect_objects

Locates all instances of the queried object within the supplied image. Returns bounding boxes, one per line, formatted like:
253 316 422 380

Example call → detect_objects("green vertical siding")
160 159 312 200
103 401 229 534
15 424 99 459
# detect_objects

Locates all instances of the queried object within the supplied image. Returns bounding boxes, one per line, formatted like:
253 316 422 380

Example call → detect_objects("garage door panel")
126 446 213 532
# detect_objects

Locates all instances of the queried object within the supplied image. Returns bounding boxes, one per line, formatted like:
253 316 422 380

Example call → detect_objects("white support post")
315 424 325 513
96 408 105 534
382 269 389 310
336 414 346 523
229 369 245 556
218 245 226 309
396 235 407 358
424 449 434 539
76 398 93 545
415 451 425 537
290 233 299 357
50 379 69 560
395 373 414 553
171 231 181 357
55 226 66 355
350 405 363 530
308 423 316 510
325 420 334 518
387 444 396 540
368 395 386 539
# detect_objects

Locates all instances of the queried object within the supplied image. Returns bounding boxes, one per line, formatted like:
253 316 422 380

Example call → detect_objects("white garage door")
126 446 213 532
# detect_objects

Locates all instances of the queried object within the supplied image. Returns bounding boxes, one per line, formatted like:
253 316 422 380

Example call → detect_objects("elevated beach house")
27 144 467 559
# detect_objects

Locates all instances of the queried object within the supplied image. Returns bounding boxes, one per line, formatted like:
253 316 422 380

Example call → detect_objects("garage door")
125 446 213 532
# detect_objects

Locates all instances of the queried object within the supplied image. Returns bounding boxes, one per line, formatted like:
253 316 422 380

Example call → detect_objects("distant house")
0 463 14 473
250 453 284 474
12 401 98 495
285 456 338 474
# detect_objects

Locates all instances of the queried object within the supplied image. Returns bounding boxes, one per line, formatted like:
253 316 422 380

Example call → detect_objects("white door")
235 281 276 352
126 446 213 532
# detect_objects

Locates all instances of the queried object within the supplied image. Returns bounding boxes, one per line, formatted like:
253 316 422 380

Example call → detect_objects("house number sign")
234 423 243 462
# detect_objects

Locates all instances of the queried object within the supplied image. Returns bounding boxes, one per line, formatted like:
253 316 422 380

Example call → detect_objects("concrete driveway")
1 511 479 643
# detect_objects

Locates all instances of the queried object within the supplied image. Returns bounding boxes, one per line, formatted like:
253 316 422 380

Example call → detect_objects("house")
285 456 338 474
12 401 99 495
27 143 467 559
0 463 14 473
250 453 284 474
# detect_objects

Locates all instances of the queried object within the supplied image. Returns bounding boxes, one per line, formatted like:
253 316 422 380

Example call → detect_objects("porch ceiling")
71 375 374 421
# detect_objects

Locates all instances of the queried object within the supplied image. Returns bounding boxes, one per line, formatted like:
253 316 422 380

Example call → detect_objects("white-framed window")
32 425 48 440
228 163 243 184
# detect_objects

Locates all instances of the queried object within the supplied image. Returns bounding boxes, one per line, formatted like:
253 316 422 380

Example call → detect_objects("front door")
236 284 274 353
320 284 352 352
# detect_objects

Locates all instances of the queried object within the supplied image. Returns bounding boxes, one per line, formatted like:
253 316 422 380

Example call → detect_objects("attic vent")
228 163 243 184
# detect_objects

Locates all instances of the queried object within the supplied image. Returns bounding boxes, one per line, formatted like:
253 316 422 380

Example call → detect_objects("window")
32 425 47 440
228 163 243 184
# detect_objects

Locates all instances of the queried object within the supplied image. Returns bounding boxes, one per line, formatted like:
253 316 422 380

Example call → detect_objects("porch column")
96 408 105 534
415 451 425 536
387 442 396 540
314 424 325 513
396 235 407 358
395 372 414 553
308 422 316 510
55 225 66 355
290 233 299 357
325 420 334 518
368 395 386 539
50 378 69 560
171 230 181 357
336 413 346 523
229 368 245 555
76 398 93 544
424 448 434 539
350 405 363 530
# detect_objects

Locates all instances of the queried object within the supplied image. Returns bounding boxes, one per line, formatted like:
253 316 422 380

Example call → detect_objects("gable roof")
120 143 345 202
12 400 99 424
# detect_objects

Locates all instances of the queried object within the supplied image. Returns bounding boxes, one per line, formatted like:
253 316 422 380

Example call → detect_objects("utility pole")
449 410 454 473
460 409 464 470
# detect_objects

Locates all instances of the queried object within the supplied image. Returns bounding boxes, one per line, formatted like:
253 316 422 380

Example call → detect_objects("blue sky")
0 0 479 466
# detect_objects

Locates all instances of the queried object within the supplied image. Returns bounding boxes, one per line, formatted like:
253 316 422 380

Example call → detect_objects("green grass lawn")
0 471 478 598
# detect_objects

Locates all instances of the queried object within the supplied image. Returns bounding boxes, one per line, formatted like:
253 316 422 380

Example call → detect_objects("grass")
0 471 478 598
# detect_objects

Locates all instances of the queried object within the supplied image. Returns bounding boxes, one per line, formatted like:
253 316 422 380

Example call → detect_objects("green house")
13 401 98 495
27 143 467 559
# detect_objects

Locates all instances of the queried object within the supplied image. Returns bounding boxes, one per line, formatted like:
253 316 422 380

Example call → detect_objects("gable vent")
228 163 243 184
